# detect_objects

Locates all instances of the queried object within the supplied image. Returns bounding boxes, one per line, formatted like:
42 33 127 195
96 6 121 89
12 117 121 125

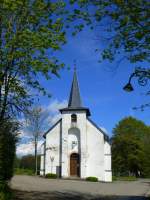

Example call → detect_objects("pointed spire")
68 66 82 108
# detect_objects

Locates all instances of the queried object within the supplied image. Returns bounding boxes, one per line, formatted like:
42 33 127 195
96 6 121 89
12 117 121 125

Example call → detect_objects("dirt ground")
11 175 150 200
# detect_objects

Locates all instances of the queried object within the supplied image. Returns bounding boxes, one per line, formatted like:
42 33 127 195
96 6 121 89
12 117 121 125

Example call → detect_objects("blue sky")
17 27 150 156
37 27 150 136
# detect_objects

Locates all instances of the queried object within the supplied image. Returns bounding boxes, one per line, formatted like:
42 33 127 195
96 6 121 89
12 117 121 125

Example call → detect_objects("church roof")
87 118 109 142
68 69 82 108
59 69 91 116
43 119 62 138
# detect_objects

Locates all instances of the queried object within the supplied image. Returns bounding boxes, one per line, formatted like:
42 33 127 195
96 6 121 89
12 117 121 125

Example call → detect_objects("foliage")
14 154 40 175
0 0 67 120
68 0 150 64
45 173 57 179
14 168 34 176
0 119 19 182
19 154 40 171
0 182 13 200
112 176 137 181
86 176 98 182
112 117 150 177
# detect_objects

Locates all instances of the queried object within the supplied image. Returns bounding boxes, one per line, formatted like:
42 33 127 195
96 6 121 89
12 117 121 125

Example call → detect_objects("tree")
112 117 150 177
19 154 40 171
0 119 19 182
0 0 67 120
69 0 150 64
25 106 48 175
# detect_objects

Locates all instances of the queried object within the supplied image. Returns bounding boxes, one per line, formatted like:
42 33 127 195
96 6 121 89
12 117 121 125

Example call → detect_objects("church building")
40 69 112 182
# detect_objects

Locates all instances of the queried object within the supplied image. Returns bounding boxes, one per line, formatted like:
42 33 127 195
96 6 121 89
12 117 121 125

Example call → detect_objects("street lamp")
123 68 150 92
123 82 134 92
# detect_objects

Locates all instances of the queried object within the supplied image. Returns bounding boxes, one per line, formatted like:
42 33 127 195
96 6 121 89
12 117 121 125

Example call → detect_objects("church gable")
43 119 61 138
87 118 109 142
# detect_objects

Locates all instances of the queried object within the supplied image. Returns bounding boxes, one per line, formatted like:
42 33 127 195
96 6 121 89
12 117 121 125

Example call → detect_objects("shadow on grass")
13 190 149 200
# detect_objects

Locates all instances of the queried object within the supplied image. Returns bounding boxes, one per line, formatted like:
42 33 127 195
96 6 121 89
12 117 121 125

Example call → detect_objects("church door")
70 153 80 177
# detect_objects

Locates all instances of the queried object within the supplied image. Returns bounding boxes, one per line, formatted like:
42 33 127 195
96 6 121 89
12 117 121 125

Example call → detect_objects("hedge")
86 176 98 182
45 173 57 179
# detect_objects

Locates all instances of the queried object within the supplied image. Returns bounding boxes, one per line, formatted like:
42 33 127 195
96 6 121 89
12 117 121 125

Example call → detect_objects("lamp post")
123 68 150 92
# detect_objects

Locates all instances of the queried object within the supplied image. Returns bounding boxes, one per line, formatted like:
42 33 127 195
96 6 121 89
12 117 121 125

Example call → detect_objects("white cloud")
46 99 67 125
16 140 43 156
47 99 67 114
17 99 67 157
20 99 67 137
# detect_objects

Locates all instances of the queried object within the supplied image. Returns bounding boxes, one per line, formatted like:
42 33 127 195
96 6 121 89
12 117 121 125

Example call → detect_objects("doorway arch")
70 153 80 177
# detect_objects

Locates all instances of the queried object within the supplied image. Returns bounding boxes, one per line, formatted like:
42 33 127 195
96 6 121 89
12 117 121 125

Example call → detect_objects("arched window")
71 114 77 123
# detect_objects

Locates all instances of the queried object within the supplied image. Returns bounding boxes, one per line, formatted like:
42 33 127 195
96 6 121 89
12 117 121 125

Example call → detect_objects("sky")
17 27 150 156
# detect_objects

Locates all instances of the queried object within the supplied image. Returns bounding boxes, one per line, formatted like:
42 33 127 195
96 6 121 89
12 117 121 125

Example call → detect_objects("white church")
40 69 112 182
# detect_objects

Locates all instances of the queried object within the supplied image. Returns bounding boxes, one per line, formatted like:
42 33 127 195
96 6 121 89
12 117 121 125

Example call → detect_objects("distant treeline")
14 154 40 174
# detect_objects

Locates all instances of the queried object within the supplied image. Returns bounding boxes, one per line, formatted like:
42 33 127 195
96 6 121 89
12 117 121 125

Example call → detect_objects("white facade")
40 71 112 182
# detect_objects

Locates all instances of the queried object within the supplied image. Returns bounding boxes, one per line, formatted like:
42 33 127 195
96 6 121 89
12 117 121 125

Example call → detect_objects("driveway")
11 175 150 200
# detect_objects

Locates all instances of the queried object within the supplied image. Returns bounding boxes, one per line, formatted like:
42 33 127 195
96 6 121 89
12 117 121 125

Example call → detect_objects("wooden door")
70 153 80 177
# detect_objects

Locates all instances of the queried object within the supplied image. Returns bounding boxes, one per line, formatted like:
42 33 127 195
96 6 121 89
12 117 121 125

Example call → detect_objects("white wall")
45 121 61 176
61 110 87 178
40 142 45 176
104 141 112 182
86 119 105 181
41 110 112 182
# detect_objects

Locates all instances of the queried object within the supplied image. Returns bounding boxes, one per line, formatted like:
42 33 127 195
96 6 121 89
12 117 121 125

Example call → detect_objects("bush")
14 168 34 175
0 119 19 182
45 173 57 179
86 176 98 182
0 181 13 200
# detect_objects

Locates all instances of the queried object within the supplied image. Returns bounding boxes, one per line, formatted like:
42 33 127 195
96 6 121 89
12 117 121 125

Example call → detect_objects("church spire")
68 66 82 108
59 64 91 116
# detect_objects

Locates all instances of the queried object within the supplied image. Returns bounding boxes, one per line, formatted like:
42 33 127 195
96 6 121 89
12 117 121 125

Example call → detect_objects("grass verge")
112 176 137 181
14 168 34 176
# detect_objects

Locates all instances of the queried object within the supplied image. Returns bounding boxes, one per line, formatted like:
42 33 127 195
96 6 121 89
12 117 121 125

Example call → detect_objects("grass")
14 168 34 176
112 176 137 181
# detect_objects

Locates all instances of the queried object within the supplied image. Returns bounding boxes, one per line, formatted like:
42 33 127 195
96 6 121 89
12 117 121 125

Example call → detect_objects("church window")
71 141 77 149
71 114 77 123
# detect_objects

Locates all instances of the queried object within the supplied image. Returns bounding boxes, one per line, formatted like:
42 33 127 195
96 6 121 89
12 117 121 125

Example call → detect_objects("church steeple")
59 65 91 116
68 68 82 108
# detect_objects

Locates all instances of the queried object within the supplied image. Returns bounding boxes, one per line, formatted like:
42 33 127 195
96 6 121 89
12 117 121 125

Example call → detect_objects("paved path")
11 175 150 200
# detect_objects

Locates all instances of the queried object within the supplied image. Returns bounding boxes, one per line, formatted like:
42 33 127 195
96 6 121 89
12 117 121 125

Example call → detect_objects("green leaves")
0 119 19 181
68 0 150 64
112 117 150 177
0 0 68 119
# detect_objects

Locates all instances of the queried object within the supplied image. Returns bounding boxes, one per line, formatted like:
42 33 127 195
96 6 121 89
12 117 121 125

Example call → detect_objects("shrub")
14 168 34 175
0 119 19 182
45 173 57 179
0 181 13 200
86 176 98 182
